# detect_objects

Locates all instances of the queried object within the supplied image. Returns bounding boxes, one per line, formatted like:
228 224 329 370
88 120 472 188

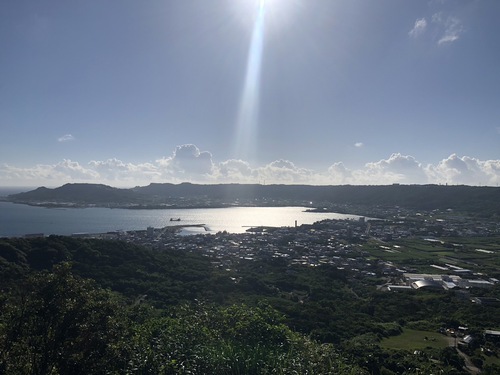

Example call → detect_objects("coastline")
4 200 292 210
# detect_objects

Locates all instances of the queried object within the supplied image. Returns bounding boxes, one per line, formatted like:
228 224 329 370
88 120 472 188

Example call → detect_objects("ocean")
0 201 364 237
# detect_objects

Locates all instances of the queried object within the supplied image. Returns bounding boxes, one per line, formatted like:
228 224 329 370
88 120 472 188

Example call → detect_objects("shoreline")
4 200 296 210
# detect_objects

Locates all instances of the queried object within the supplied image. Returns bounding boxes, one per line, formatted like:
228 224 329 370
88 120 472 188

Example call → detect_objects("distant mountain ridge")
7 182 500 216
10 183 139 204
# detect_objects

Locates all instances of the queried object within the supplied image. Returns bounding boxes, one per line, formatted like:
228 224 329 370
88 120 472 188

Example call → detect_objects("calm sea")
0 201 364 237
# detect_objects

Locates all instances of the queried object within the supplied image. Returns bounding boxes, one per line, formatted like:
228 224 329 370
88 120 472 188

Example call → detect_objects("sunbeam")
233 1 266 161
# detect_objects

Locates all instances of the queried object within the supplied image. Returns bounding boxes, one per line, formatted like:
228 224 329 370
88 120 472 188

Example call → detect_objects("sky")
1 0 499 187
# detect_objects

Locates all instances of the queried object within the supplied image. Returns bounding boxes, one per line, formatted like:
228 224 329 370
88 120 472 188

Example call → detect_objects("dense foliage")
0 236 499 374
0 263 364 374
0 263 128 374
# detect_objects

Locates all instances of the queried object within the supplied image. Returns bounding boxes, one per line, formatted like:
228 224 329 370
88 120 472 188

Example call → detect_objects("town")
79 206 498 373
5 203 500 374
82 206 499 290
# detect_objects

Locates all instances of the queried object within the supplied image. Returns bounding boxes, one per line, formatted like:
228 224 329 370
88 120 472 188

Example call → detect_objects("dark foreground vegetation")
1 236 499 374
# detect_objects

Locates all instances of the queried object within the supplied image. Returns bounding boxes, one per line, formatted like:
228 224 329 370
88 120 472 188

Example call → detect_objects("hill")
8 183 500 216
0 236 369 374
2 235 498 373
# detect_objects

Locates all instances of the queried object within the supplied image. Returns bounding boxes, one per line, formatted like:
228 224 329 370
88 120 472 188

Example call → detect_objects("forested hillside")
0 237 365 374
1 236 499 374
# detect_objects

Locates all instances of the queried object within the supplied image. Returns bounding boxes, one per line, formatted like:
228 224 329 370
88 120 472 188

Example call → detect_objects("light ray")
233 2 267 161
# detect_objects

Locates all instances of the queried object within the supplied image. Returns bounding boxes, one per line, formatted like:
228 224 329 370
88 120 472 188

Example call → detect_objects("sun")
258 0 278 8
256 0 291 15
242 0 283 10
232 0 296 30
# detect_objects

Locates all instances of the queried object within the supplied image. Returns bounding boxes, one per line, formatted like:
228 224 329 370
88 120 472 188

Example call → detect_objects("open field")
364 236 500 274
381 329 449 351
483 354 500 367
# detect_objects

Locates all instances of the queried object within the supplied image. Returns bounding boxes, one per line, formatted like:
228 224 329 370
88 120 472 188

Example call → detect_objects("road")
446 336 481 374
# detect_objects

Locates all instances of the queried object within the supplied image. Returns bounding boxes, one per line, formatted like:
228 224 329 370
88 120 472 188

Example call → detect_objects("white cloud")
1 144 500 187
364 153 427 183
54 159 99 180
427 154 500 186
409 10 464 46
327 162 353 185
157 144 214 177
385 154 421 171
325 154 500 186
409 18 427 38
432 13 463 45
218 159 256 180
354 142 364 148
324 154 429 185
89 158 161 182
256 160 314 184
57 134 75 142
0 159 98 185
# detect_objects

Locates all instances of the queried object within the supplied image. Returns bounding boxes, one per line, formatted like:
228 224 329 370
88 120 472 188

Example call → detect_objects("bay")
0 202 366 237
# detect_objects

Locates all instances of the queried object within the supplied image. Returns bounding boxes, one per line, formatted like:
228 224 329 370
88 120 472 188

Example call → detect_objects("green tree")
439 347 465 372
0 263 129 374
127 302 367 374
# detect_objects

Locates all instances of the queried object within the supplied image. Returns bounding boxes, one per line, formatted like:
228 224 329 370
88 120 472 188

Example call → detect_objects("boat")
170 218 181 221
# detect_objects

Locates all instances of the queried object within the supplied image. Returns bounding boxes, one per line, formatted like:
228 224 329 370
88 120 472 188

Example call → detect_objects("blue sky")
1 0 499 187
